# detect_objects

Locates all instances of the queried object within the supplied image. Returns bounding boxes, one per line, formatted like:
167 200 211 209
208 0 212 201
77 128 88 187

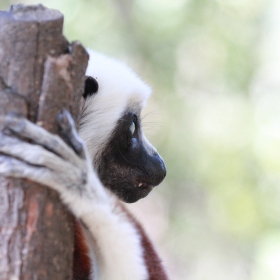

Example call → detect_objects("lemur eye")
130 121 136 135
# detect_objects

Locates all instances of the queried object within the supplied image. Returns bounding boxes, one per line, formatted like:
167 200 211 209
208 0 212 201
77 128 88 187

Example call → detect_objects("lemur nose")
149 153 166 186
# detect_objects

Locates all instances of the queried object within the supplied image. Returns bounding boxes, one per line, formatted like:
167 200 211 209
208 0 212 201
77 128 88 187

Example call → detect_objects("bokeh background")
1 0 280 279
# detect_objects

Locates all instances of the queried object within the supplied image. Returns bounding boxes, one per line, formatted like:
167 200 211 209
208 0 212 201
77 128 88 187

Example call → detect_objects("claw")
57 110 85 159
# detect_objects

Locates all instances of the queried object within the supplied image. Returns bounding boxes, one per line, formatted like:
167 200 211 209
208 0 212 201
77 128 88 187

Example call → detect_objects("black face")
97 111 166 203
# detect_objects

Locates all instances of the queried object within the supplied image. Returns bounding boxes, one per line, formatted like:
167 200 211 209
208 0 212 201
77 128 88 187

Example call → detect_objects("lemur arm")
0 111 168 280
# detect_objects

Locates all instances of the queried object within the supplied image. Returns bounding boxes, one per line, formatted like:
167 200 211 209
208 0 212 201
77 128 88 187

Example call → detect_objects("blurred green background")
1 0 280 279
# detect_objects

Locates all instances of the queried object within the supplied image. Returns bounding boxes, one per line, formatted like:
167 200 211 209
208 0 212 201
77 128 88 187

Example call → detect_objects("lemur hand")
0 110 107 216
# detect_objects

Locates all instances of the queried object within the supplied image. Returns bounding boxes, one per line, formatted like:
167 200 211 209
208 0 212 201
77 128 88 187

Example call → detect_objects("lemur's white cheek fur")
79 50 151 161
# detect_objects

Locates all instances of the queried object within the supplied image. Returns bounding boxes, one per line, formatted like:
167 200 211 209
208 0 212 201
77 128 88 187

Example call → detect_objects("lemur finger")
5 114 81 166
57 110 86 159
0 133 74 172
0 155 61 191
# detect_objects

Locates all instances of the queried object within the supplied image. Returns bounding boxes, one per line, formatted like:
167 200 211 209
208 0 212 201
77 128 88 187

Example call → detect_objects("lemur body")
0 51 168 280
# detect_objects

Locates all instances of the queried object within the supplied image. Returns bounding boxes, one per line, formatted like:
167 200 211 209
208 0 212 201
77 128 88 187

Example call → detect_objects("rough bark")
0 4 89 280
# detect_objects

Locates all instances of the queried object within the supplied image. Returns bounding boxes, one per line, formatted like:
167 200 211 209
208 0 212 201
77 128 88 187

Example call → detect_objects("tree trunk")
0 4 88 280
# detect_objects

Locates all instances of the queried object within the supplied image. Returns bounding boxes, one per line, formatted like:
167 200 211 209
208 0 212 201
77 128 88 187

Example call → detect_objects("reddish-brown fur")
73 220 91 280
137 224 168 280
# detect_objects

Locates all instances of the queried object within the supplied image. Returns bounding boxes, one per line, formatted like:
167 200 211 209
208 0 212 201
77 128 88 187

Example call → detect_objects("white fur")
79 50 152 279
79 50 151 161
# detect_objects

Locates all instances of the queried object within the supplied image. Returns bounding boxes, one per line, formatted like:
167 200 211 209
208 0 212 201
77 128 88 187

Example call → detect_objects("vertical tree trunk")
0 4 88 279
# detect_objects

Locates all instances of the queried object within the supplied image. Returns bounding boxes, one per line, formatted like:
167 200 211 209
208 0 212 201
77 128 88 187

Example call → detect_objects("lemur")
0 50 168 280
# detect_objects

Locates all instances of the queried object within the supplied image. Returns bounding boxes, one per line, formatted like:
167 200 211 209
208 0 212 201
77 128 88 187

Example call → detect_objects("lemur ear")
83 76 99 99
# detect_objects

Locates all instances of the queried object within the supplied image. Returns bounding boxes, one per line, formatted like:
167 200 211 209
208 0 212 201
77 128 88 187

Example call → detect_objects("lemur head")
79 50 166 203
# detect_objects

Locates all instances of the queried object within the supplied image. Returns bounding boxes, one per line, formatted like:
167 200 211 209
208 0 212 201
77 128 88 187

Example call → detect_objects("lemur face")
79 51 166 203
97 109 166 203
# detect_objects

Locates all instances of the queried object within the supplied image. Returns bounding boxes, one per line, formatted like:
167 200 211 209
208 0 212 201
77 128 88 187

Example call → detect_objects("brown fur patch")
72 220 92 280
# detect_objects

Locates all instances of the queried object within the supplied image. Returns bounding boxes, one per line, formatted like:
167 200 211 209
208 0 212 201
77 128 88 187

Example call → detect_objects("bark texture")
0 4 88 280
